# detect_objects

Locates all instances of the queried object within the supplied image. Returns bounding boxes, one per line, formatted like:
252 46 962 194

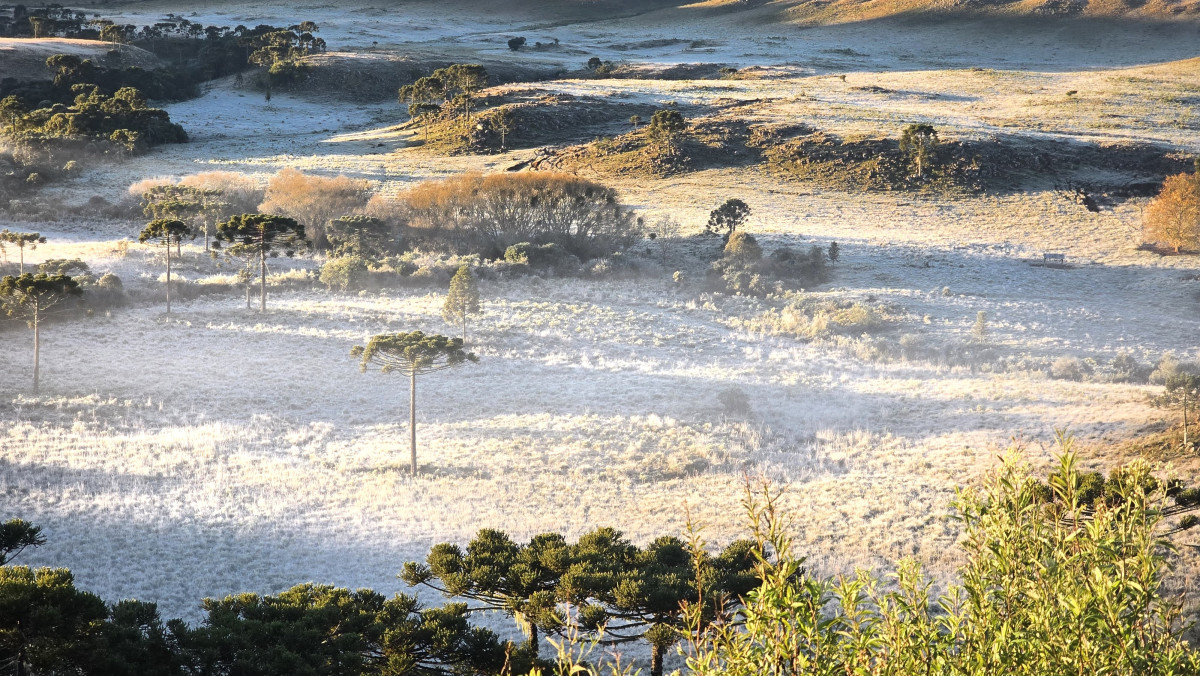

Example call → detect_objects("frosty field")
2 0 1200 625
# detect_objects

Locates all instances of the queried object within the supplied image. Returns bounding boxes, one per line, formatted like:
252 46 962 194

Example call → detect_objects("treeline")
4 449 1200 675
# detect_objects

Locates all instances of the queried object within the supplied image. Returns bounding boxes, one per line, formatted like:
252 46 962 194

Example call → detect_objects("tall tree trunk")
463 316 468 344
651 643 663 676
1184 394 1190 451
259 248 267 312
31 302 39 394
18 244 24 274
528 623 538 657
166 241 172 314
410 370 417 476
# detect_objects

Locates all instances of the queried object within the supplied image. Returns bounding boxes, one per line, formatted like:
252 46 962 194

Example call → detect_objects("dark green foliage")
430 64 488 120
705 198 750 241
899 123 939 178
507 37 527 50
648 108 685 150
401 529 569 660
352 331 477 376
0 566 110 675
187 584 505 676
405 527 758 676
327 215 394 259
828 240 840 264
0 519 45 565
214 213 307 311
587 57 603 70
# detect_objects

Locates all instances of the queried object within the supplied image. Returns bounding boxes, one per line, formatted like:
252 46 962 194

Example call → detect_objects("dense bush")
319 255 370 292
404 172 641 259
683 450 1200 676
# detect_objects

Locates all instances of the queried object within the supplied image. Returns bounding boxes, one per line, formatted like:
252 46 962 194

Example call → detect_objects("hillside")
0 38 161 82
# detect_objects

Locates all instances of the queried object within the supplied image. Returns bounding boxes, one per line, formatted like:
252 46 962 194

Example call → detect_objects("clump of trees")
705 198 750 242
351 331 478 475
401 528 758 676
703 199 829 295
1 76 187 156
1143 169 1200 253
403 172 641 259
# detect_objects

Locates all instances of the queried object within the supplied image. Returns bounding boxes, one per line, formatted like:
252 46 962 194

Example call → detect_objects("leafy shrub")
1050 356 1090 381
1108 351 1151 383
749 296 891 340
319 256 370 292
1149 352 1198 385
503 241 580 273
717 386 752 416
37 258 90 276
765 245 828 284
507 37 526 50
684 450 1200 675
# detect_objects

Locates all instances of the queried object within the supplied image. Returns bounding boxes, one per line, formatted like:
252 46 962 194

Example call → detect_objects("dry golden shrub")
179 171 265 214
401 171 640 257
259 168 372 245
1144 172 1200 253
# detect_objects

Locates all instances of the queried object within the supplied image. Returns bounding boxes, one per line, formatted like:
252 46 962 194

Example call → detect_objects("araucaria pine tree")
351 331 478 475
442 264 481 342
0 230 47 274
214 214 306 311
139 219 194 314
0 273 82 393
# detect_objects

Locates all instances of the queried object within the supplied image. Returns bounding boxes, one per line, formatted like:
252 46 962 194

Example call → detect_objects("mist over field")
1 0 1200 673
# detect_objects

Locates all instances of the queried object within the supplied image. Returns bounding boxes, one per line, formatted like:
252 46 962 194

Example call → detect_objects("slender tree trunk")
166 241 172 314
31 302 39 394
1184 395 1190 451
410 370 417 476
463 316 468 344
17 645 26 676
528 623 538 657
259 248 267 312
651 643 663 676
245 283 252 309
18 244 24 274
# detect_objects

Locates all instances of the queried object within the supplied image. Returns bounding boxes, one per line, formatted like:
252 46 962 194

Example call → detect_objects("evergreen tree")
139 219 194 314
0 273 82 393
327 215 391 259
1153 373 1200 451
0 230 47 274
0 519 45 565
351 332 478 475
705 199 750 242
899 123 939 178
401 529 570 660
442 264 481 343
214 214 307 312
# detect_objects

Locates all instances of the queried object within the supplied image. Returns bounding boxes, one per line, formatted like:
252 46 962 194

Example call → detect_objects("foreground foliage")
683 445 1200 676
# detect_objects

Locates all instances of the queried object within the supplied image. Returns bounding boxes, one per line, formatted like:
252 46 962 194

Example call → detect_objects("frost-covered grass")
1 255 1193 620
